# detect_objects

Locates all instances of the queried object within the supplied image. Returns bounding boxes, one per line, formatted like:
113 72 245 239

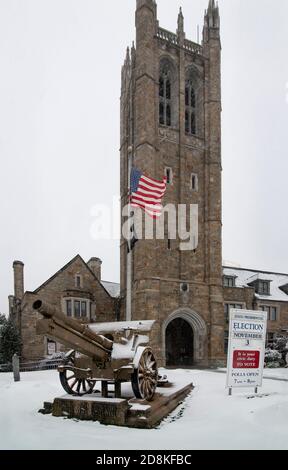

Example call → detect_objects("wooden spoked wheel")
131 348 158 401
59 351 96 396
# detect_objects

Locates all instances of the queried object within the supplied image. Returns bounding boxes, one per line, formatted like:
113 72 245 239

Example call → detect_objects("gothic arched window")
159 64 172 127
185 80 196 135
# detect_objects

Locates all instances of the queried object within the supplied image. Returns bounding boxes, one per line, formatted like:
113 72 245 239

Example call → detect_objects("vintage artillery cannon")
33 300 158 401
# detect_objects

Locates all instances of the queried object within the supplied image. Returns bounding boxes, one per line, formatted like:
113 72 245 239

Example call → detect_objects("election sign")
226 309 267 390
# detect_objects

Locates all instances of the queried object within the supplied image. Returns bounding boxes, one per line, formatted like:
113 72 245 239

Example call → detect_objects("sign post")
226 309 267 395
12 353 20 382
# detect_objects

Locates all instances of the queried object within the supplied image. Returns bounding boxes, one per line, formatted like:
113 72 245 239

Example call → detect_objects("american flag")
130 168 167 219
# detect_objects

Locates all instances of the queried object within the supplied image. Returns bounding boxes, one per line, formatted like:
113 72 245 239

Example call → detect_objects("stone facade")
223 267 288 353
120 0 224 367
9 255 120 360
8 1 288 365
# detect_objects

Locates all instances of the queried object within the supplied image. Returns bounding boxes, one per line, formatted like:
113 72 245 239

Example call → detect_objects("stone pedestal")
53 396 129 426
44 380 193 429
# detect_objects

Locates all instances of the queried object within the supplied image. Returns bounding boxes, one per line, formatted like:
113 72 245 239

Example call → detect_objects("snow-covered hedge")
265 349 282 362
265 349 282 368
264 335 288 368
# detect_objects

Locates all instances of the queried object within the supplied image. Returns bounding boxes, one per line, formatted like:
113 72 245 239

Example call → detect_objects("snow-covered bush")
265 338 288 368
274 337 288 352
265 349 282 362
265 349 282 368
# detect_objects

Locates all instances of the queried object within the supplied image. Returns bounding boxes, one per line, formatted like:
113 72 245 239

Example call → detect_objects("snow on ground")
0 368 288 450
263 368 288 380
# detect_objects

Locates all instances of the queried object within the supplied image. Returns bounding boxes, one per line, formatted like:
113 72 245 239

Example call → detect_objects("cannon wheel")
131 348 158 401
59 351 96 396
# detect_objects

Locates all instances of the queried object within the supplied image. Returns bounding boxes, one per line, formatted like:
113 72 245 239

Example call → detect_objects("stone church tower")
120 0 224 367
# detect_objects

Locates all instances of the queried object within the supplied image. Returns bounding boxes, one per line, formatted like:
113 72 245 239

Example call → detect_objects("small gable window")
248 277 272 296
75 275 82 288
257 281 270 296
223 276 236 288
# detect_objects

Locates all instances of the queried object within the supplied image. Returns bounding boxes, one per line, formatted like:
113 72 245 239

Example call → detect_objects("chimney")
13 261 24 300
87 258 102 281
8 295 15 317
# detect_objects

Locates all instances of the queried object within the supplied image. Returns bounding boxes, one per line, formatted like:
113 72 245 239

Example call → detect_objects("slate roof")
223 266 288 302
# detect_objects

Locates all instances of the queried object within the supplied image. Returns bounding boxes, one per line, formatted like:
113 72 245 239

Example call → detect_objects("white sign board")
226 309 267 389
47 340 56 356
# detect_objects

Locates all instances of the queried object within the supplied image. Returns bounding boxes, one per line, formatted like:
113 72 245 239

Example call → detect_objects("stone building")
9 257 288 362
119 0 288 367
8 0 288 364
9 256 120 360
120 0 224 367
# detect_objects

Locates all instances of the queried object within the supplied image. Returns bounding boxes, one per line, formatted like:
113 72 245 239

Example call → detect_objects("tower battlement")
156 26 203 55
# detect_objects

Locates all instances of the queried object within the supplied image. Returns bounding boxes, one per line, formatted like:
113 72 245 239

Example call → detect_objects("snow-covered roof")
101 281 120 298
223 266 288 302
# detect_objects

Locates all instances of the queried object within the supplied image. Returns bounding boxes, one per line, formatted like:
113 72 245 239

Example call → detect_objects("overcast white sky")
1 0 288 315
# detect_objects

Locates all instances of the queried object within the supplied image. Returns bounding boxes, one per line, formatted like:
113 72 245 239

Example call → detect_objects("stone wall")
20 256 116 360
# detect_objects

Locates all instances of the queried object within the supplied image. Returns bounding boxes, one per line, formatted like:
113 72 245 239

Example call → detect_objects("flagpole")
126 146 133 322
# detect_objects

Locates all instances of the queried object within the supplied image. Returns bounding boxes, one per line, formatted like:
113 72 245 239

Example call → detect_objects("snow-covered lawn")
0 368 288 450
263 368 288 380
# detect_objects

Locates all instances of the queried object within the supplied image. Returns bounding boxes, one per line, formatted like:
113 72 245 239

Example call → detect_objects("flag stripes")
130 168 167 219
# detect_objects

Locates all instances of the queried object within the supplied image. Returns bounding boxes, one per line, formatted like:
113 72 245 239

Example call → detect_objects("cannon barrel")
33 299 113 360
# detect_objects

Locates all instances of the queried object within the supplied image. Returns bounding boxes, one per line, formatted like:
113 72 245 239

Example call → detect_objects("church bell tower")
120 0 224 367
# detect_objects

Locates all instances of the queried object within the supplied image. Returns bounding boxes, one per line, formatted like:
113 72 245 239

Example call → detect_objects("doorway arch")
163 308 207 366
166 318 194 366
